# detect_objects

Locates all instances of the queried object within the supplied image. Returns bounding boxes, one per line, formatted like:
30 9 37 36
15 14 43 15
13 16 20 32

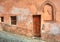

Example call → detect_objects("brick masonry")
0 0 60 41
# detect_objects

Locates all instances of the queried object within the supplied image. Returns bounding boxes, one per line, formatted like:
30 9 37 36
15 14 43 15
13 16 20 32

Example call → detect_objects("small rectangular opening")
11 16 17 25
1 17 4 22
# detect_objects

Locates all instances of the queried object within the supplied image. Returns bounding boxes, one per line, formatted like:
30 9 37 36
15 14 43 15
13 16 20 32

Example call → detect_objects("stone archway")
40 0 56 21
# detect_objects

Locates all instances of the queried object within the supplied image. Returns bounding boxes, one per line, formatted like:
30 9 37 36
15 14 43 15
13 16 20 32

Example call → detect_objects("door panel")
33 15 41 37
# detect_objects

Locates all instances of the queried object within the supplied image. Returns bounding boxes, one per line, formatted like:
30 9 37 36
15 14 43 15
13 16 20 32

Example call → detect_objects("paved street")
0 31 45 42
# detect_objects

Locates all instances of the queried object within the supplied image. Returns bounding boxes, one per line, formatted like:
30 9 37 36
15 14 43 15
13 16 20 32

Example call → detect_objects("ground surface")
0 31 45 42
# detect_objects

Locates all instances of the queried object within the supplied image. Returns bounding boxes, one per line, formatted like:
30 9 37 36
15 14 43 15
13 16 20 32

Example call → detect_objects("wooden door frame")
32 15 41 37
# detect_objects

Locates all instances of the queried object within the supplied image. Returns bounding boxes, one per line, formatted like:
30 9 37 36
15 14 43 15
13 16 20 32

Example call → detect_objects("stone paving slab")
0 31 45 42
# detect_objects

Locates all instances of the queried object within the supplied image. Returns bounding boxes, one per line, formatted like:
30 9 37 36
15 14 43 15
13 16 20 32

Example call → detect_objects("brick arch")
40 0 56 21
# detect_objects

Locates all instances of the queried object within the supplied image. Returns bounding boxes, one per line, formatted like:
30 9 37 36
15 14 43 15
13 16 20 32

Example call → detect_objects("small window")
1 17 4 22
11 16 17 25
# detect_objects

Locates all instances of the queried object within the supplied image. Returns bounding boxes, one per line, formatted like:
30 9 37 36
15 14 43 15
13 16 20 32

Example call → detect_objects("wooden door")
33 15 41 37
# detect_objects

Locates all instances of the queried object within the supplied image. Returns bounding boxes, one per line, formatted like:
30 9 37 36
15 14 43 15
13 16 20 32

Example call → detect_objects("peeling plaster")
0 5 5 13
17 15 28 21
11 6 31 14
17 16 20 21
11 6 31 21
11 7 20 14
26 19 32 25
20 15 26 21
17 15 32 23
44 22 60 35
49 23 60 35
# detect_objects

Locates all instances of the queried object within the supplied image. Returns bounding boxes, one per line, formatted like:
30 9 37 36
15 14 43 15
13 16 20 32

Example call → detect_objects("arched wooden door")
33 15 41 37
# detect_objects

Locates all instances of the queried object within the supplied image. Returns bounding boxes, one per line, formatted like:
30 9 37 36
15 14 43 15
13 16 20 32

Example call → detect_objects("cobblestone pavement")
0 31 45 42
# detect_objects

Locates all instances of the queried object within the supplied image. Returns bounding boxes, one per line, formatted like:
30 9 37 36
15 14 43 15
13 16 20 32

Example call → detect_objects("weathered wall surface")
0 0 60 41
41 0 60 41
49 0 60 23
0 0 46 37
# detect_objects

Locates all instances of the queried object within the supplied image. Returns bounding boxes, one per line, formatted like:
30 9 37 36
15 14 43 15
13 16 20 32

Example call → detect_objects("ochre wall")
0 0 45 37
0 0 60 41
